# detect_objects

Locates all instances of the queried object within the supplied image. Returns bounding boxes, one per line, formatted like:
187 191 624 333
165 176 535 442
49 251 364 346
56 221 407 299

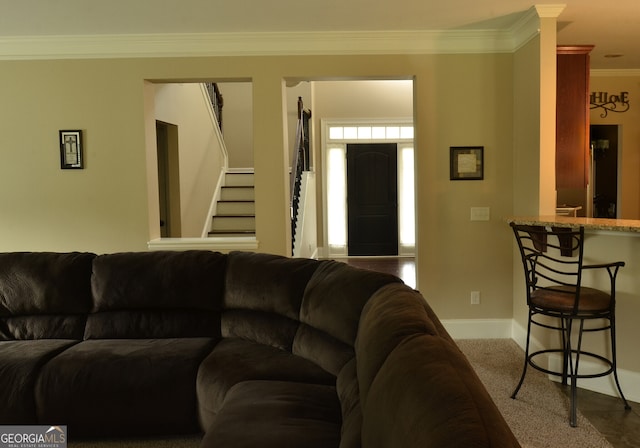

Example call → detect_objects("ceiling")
0 0 638 69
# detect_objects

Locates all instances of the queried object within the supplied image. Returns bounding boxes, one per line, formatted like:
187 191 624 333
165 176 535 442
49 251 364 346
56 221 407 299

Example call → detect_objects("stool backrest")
511 223 584 312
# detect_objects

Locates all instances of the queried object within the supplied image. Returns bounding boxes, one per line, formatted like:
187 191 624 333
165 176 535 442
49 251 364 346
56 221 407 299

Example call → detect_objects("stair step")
211 215 255 231
225 172 254 187
217 201 255 215
220 186 254 201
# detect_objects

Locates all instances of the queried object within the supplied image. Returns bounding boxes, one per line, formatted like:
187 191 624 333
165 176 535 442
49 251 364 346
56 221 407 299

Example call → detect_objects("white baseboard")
441 318 513 339
546 353 640 404
227 167 254 173
443 318 640 404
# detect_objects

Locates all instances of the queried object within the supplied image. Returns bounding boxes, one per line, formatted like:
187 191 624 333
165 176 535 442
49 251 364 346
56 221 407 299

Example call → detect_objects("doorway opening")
156 120 182 237
590 124 619 218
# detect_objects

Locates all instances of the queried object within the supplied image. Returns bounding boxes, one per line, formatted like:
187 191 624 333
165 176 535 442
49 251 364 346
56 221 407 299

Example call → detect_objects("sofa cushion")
196 338 335 429
0 340 78 423
86 250 226 339
201 380 341 448
35 338 217 437
0 252 95 340
361 334 520 448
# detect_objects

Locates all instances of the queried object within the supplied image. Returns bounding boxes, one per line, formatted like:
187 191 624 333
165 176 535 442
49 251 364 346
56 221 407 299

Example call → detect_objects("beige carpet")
457 338 613 448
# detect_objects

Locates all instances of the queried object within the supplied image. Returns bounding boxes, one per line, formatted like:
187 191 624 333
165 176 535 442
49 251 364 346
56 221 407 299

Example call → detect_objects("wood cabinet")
556 45 593 190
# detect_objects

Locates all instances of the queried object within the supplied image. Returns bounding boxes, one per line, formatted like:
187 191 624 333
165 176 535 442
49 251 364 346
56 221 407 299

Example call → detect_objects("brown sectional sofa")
0 250 520 447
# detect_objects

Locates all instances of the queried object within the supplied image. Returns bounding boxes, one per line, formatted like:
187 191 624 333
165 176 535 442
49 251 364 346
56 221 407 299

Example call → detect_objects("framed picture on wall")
59 130 84 169
450 146 483 180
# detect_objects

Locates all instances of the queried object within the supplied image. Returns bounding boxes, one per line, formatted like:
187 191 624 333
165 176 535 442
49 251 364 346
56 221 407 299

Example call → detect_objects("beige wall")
413 54 515 320
154 83 225 237
589 74 640 219
313 80 413 119
216 82 254 169
0 53 518 318
0 59 151 253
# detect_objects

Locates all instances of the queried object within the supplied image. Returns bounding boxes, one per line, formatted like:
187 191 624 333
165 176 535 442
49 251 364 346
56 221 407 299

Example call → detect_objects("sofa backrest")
0 252 96 340
294 261 402 376
85 250 226 339
221 251 321 351
222 253 402 377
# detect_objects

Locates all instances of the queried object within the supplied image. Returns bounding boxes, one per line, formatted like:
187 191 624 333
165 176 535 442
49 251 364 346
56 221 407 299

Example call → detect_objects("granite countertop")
507 216 640 233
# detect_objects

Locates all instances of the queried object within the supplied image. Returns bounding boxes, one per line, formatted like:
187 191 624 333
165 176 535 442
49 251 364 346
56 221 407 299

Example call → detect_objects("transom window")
328 125 414 141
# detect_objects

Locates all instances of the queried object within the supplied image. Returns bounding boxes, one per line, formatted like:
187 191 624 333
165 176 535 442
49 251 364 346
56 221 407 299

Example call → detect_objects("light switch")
470 207 490 221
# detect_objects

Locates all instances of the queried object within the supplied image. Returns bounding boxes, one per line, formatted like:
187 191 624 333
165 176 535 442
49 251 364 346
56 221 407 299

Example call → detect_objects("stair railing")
290 96 311 253
204 82 224 131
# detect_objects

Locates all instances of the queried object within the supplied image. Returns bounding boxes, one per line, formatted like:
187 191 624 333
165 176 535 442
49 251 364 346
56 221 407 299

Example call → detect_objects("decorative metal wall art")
590 91 630 118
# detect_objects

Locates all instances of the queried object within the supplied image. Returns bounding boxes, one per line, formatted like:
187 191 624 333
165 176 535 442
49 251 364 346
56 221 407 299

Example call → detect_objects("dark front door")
347 143 398 256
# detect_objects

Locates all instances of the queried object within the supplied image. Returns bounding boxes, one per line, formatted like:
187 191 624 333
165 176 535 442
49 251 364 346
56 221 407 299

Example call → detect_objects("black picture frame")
59 130 84 169
450 146 483 180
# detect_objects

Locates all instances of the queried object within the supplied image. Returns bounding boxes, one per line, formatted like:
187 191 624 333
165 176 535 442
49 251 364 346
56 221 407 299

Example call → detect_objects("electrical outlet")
470 291 480 305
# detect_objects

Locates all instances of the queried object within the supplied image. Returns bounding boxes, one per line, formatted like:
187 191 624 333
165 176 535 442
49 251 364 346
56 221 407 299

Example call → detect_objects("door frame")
156 120 182 237
321 119 415 258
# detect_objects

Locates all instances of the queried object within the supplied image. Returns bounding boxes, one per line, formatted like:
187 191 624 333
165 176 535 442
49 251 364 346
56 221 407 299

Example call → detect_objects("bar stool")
510 223 631 427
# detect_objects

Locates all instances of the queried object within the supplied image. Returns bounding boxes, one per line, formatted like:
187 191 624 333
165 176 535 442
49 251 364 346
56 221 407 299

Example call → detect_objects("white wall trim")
202 170 226 238
227 167 255 174
591 69 640 77
147 236 258 252
292 172 317 258
442 318 514 339
0 28 537 61
547 353 640 404
200 83 229 237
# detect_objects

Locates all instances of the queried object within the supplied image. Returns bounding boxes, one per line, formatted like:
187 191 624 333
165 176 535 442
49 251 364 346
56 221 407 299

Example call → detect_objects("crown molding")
509 7 543 51
591 69 640 77
534 4 567 18
509 5 567 52
0 28 536 61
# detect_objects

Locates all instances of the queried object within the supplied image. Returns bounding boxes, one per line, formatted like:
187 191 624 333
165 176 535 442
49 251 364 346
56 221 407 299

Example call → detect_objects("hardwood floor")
334 256 640 448
333 256 416 288
560 386 640 448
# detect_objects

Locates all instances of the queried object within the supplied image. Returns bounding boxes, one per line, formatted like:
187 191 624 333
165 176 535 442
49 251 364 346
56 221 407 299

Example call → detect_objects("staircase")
208 171 255 237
